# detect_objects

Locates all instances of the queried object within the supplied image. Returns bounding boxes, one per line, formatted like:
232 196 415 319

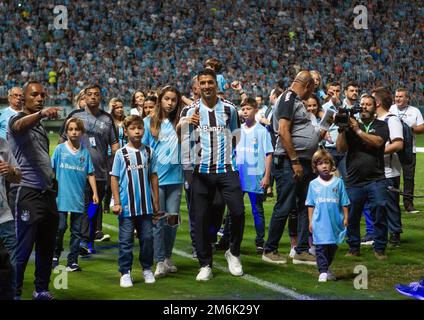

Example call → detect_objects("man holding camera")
336 94 390 259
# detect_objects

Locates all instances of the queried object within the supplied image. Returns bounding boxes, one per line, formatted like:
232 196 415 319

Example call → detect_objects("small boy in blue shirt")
51 118 99 272
111 115 159 288
204 57 229 94
306 150 349 282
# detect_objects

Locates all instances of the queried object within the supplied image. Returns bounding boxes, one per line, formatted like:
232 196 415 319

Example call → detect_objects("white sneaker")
164 258 177 273
327 269 337 281
289 248 296 258
143 270 156 284
196 266 213 281
318 272 328 282
120 272 133 288
154 261 167 278
225 249 243 276
309 246 316 256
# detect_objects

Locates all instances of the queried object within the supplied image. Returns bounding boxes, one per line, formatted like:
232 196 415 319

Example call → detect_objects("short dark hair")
84 84 101 95
123 115 144 129
241 97 258 109
272 87 283 98
372 87 392 110
22 81 43 95
197 69 217 83
204 57 223 73
360 94 376 107
345 81 359 91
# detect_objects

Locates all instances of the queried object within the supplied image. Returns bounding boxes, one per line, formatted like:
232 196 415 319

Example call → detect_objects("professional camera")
334 103 361 129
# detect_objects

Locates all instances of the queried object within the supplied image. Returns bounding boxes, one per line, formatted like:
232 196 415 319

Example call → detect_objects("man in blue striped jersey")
181 69 245 281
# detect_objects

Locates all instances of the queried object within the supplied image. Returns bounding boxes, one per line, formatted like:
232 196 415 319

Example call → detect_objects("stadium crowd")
0 0 423 106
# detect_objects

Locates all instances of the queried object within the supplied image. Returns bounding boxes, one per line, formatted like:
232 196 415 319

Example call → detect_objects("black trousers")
191 171 245 267
9 187 59 296
401 153 416 208
81 180 107 245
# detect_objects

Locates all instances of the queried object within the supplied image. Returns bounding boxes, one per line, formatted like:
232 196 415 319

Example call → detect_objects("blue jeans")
54 212 83 265
346 179 389 252
153 184 182 262
0 220 17 297
316 244 338 274
118 215 153 274
264 157 315 254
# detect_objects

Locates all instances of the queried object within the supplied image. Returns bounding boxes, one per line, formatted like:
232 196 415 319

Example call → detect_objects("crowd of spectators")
0 0 422 106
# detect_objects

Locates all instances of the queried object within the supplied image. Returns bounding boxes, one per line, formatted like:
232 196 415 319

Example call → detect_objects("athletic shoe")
196 266 213 281
52 257 59 269
94 232 111 242
32 291 54 300
66 263 82 272
318 273 328 282
327 269 337 281
142 270 156 284
389 233 401 247
360 234 374 246
345 250 361 257
262 251 287 265
256 246 264 254
293 252 317 265
395 279 424 300
308 245 316 256
289 248 296 259
120 272 133 288
79 244 91 256
405 205 419 214
225 249 243 276
154 261 167 278
374 251 387 260
164 258 177 273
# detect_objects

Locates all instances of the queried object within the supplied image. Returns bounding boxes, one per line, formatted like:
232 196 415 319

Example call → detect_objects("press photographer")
336 94 391 259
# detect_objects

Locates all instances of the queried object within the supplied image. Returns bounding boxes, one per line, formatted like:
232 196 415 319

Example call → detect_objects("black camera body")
334 103 361 129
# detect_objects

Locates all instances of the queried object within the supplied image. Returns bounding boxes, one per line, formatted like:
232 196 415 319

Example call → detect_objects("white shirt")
389 104 424 153
377 113 403 178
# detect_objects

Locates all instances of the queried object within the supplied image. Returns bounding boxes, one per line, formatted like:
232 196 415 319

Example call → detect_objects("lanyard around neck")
363 121 374 133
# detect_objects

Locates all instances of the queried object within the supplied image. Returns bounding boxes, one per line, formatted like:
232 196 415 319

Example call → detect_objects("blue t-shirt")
236 123 273 194
111 144 157 217
142 117 183 186
0 107 18 140
305 176 350 245
217 74 227 93
51 143 94 213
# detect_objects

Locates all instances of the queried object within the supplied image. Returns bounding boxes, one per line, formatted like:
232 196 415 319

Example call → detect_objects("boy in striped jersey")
181 69 245 281
111 115 159 287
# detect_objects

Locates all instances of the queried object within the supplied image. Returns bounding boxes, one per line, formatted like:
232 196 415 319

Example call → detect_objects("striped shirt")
111 144 157 217
183 98 240 174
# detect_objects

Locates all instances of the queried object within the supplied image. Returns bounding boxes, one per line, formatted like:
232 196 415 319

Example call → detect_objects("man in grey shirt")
8 80 61 300
262 71 320 266
60 85 119 253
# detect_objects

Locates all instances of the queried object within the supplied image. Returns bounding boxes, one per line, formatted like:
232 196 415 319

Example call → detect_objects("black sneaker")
32 291 54 300
79 245 91 256
94 231 111 242
405 205 419 214
389 233 401 247
256 246 264 254
360 234 374 246
66 263 82 272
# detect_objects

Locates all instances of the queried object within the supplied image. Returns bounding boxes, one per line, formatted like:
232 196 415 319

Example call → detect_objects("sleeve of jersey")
149 148 158 175
416 108 424 126
339 179 350 206
86 150 95 175
274 91 296 121
230 106 241 131
111 150 122 177
142 118 151 146
305 182 315 207
263 130 274 155
109 119 119 145
51 146 59 171
388 117 403 141
7 113 24 135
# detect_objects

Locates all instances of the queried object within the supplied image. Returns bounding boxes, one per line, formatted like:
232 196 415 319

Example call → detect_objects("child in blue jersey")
233 98 273 253
142 85 183 278
306 150 349 282
204 58 229 95
51 118 99 272
111 115 159 287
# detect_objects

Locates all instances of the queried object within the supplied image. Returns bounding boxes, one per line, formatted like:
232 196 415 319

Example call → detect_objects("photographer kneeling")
336 94 390 259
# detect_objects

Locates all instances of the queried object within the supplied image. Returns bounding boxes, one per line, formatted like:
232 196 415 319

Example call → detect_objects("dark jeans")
222 192 266 247
0 221 17 298
316 244 338 274
54 212 83 265
9 187 59 296
191 171 245 267
118 215 154 274
81 180 107 246
326 148 347 180
264 157 315 254
346 179 389 253
401 153 416 208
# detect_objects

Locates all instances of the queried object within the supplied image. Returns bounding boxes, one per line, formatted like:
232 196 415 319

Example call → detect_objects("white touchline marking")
103 223 314 300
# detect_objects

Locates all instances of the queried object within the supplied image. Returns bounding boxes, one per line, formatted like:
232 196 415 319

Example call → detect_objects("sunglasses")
152 211 180 228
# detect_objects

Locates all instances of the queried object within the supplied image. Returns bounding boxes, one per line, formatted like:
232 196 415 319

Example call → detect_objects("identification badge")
89 137 96 147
